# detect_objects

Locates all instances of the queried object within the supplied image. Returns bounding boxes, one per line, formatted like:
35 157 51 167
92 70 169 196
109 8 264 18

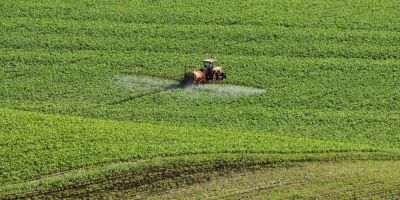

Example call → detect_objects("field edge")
1 152 400 199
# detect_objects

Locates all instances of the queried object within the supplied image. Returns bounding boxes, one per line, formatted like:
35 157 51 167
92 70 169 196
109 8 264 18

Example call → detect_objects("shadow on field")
109 82 185 105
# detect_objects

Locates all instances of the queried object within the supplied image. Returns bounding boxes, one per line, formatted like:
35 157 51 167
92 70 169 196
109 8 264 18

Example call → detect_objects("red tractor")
183 59 227 85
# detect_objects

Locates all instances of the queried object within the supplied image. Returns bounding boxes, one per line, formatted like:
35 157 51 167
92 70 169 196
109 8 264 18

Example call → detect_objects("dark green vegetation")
1 0 399 198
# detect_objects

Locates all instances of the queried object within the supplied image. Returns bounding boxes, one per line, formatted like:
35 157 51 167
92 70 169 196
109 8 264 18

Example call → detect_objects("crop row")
0 108 382 184
2 33 400 60
3 48 400 70
2 18 400 46
1 0 399 31
4 152 398 198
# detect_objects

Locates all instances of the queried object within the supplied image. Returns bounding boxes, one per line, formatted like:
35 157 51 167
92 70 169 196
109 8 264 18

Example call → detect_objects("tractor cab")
203 58 216 79
203 58 216 68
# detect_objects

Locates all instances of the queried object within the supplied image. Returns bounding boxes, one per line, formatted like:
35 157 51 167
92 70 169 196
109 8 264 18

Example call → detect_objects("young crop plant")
1 0 399 198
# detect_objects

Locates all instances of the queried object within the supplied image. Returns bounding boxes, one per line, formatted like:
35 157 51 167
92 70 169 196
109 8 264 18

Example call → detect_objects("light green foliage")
0 0 399 197
0 108 379 184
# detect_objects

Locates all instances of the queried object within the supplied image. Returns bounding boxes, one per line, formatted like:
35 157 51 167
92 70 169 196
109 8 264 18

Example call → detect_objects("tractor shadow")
110 81 188 105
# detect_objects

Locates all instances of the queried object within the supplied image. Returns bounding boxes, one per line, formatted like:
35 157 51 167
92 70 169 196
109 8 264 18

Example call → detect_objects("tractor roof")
203 58 216 63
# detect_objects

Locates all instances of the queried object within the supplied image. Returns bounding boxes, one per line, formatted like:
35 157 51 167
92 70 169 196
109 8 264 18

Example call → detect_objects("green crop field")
1 0 399 198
